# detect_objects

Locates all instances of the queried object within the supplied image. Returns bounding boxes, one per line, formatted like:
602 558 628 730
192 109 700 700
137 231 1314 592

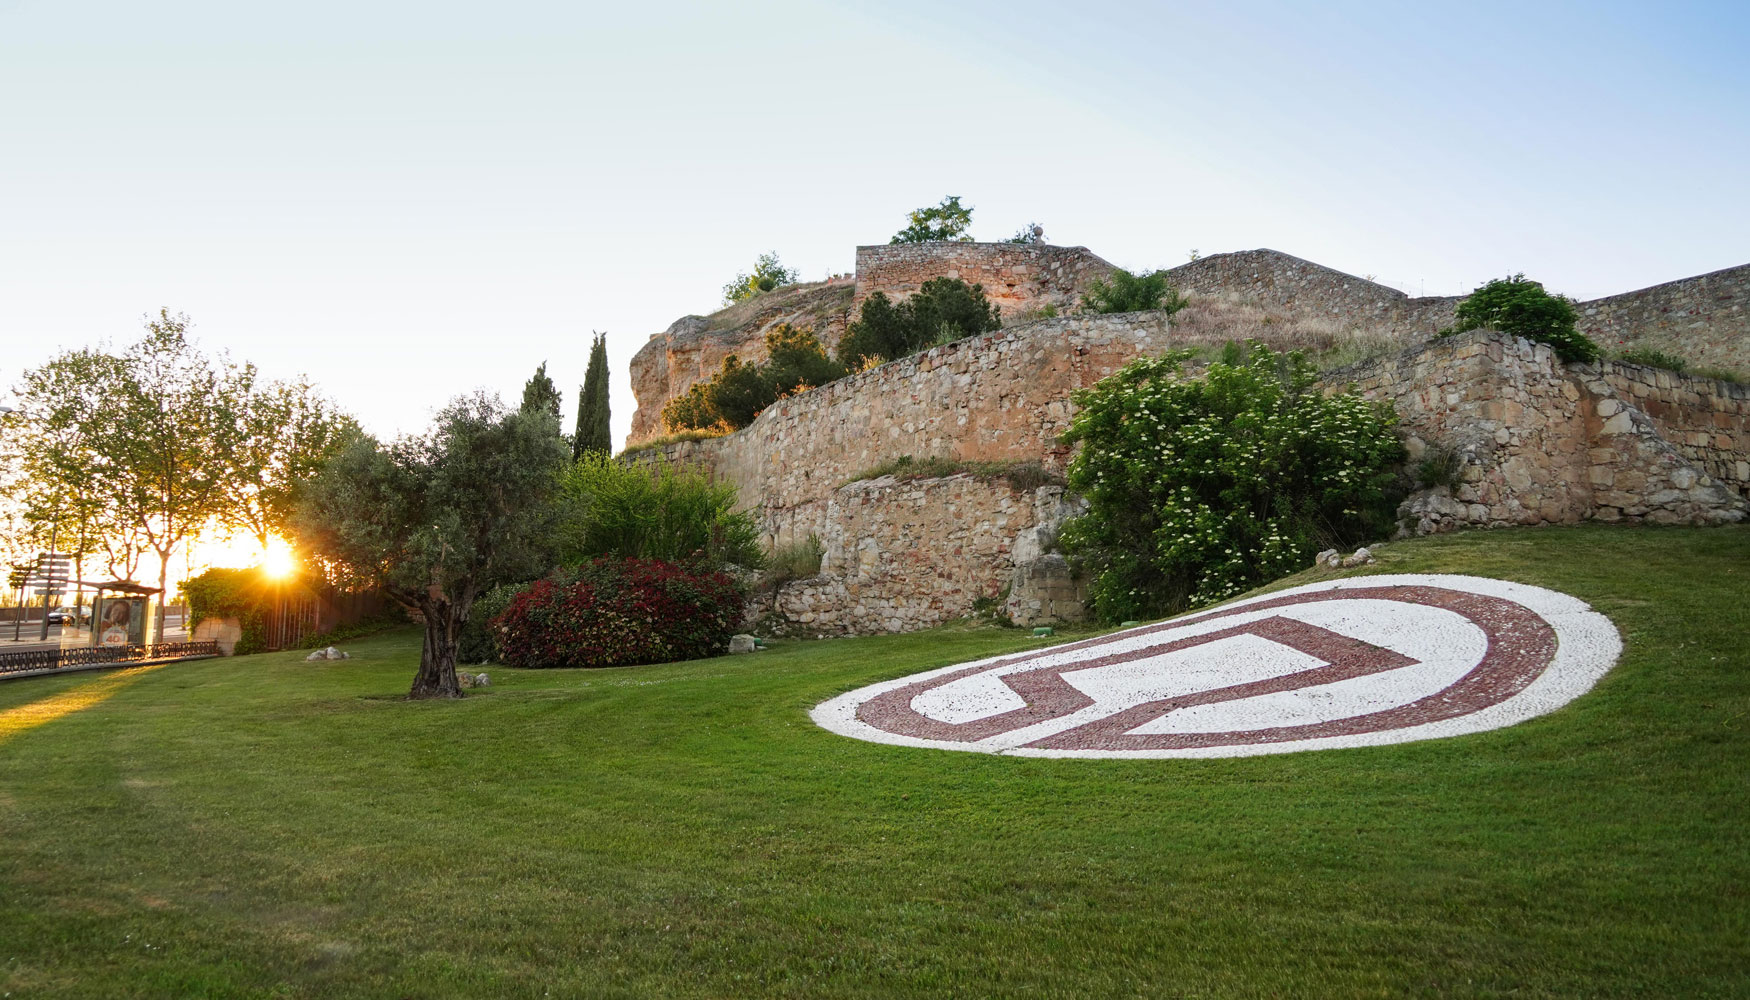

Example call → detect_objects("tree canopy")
890 196 975 244
294 388 570 698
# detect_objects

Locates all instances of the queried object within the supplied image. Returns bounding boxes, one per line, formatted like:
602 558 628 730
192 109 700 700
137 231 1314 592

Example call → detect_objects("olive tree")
295 386 568 698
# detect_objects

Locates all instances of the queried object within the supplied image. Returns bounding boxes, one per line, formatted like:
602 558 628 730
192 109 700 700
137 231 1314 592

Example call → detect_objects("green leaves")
1080 268 1188 315
890 195 975 244
661 325 847 432
1453 274 1599 363
835 278 1001 368
1060 343 1404 622
722 252 800 305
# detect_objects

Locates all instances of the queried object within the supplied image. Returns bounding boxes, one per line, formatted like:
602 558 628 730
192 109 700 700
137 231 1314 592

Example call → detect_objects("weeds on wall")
1060 343 1404 622
760 534 825 590
842 455 1062 492
1616 348 1688 373
1413 445 1466 490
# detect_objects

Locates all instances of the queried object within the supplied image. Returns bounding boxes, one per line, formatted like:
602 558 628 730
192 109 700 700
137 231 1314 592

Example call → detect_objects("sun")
261 538 299 580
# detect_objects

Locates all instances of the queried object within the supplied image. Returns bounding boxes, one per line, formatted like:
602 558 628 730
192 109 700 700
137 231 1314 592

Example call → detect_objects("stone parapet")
852 242 1114 320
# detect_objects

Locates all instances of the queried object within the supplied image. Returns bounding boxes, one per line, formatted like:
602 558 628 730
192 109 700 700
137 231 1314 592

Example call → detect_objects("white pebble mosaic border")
810 574 1622 759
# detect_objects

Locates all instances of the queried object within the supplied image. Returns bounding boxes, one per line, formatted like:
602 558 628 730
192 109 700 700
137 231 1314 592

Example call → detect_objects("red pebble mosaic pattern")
811 575 1622 759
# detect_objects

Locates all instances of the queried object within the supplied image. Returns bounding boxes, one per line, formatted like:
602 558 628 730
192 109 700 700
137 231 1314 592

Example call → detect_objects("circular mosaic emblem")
811 575 1622 758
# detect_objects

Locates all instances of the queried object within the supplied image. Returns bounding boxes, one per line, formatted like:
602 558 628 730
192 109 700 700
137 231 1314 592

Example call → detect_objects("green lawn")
1 524 1747 999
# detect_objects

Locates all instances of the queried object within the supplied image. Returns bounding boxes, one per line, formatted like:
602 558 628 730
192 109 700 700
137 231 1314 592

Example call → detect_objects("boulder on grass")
728 634 757 654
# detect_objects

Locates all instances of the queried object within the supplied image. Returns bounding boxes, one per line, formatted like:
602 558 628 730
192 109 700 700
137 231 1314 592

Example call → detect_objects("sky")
2 0 1747 466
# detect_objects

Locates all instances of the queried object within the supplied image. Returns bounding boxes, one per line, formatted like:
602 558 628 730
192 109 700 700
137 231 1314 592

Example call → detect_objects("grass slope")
0 524 1746 999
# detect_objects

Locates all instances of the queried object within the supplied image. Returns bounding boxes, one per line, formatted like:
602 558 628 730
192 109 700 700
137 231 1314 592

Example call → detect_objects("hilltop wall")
638 311 1176 515
1167 249 1459 339
626 243 1749 447
851 242 1114 320
1578 264 1750 373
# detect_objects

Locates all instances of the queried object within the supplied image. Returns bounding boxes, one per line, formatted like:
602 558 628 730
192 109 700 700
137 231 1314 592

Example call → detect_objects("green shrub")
1616 348 1688 373
493 557 745 669
761 534 825 589
557 453 762 571
1081 268 1188 315
835 278 1001 367
181 567 279 655
1060 344 1404 622
1452 274 1598 363
661 325 846 432
722 252 799 305
455 583 529 663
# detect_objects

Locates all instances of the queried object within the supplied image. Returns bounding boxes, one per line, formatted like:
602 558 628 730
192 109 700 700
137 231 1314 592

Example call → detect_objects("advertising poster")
97 597 147 648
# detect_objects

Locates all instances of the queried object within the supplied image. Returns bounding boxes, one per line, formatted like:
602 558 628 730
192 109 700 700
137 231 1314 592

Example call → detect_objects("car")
45 607 90 626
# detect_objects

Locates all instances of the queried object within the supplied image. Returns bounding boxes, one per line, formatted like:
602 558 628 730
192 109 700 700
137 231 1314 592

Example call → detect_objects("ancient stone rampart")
1167 249 1458 339
851 242 1115 321
1599 361 1750 499
1333 332 1746 532
1578 264 1750 374
638 323 1745 635
636 311 1176 513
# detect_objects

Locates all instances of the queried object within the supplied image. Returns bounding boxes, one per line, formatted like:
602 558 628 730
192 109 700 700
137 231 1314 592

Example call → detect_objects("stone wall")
632 311 1175 513
852 242 1115 320
1167 249 1458 340
1578 263 1750 375
1332 331 1746 532
1599 361 1750 499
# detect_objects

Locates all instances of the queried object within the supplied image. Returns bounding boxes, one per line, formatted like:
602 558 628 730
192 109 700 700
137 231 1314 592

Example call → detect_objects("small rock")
1340 547 1376 568
728 634 757 654
324 646 349 660
1315 548 1340 569
474 672 489 687
304 650 325 662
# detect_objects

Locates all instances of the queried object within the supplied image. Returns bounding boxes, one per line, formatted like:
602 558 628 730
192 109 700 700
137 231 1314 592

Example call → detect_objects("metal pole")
38 522 57 642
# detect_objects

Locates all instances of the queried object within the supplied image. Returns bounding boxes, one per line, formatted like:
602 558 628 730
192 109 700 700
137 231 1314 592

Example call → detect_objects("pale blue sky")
2 0 1746 451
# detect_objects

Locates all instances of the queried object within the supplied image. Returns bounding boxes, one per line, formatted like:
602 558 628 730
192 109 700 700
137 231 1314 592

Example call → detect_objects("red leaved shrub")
492 557 744 668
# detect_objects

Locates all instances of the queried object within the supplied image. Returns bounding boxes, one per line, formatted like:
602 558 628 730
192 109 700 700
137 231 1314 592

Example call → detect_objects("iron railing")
0 640 220 676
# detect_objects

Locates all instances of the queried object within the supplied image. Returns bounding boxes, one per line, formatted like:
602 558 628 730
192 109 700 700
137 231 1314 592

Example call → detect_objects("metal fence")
0 640 221 677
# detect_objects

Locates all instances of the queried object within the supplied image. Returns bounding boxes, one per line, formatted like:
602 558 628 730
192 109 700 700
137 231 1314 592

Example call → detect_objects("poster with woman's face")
99 597 145 647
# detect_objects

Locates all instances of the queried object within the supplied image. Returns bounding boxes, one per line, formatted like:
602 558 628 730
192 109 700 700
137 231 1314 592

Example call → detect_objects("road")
0 614 188 653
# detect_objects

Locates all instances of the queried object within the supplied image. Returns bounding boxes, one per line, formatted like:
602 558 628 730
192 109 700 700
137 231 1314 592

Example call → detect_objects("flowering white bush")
1060 344 1404 622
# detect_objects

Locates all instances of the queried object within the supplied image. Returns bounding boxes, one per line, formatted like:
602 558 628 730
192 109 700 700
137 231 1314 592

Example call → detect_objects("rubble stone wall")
1167 249 1459 340
1333 331 1746 532
1599 361 1750 499
1578 264 1750 374
635 311 1176 513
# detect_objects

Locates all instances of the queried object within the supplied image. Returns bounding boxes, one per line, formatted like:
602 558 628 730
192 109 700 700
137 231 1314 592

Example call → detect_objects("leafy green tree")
1081 268 1188 315
890 196 975 244
225 374 361 552
521 361 562 424
105 311 248 638
1060 344 1404 622
1451 274 1597 363
294 393 569 698
574 332 612 459
835 278 1001 366
722 252 800 305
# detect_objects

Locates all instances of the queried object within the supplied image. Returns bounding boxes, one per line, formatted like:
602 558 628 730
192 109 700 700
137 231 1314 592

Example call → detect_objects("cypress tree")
573 332 612 459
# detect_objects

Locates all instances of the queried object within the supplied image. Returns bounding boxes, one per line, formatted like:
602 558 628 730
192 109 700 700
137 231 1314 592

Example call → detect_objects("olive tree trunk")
408 592 472 699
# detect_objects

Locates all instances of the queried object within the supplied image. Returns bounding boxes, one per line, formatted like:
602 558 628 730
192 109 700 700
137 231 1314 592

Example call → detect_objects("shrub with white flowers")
1060 343 1404 622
